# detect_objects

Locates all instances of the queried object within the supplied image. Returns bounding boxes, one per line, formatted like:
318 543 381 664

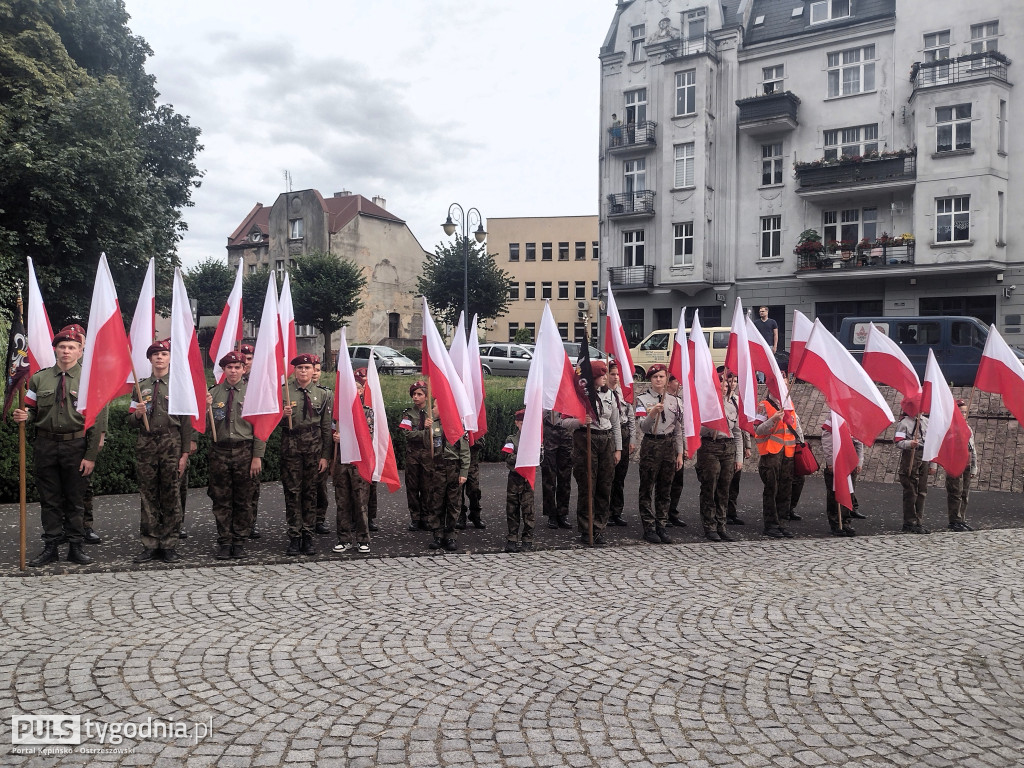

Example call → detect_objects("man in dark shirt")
753 306 778 354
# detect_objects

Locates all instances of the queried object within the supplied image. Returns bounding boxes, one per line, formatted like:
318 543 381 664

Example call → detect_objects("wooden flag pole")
15 288 27 571
587 423 594 547
426 377 434 459
128 356 150 432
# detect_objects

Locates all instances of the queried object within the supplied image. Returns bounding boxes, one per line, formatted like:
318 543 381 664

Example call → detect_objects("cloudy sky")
123 1 615 266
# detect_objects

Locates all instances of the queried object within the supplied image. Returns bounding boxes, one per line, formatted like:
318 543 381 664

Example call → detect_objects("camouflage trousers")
898 449 929 526
315 468 329 525
281 428 321 538
946 471 971 526
404 449 433 527
430 455 462 536
541 424 573 521
333 463 370 544
459 443 483 524
506 471 535 543
638 435 676 530
208 443 255 546
696 439 736 530
250 473 262 526
572 429 615 536
136 431 184 549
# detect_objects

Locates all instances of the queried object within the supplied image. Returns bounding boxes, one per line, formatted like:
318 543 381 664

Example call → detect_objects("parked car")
629 327 732 380
562 342 606 364
478 343 535 376
838 315 1024 386
349 345 418 375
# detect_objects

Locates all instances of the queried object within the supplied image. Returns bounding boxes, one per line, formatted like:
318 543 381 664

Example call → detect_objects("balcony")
607 191 655 218
608 265 655 289
736 91 800 136
608 120 657 154
794 152 916 197
911 52 1009 93
796 243 916 273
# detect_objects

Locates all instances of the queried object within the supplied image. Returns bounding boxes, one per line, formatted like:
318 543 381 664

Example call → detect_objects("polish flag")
421 297 475 445
745 313 791 412
724 299 757 433
668 307 699 457
466 314 488 442
241 273 283 441
862 322 922 416
604 284 635 403
25 257 55 375
690 310 730 439
364 354 401 492
516 303 586 487
789 309 814 378
168 268 206 432
78 253 134 430
975 324 1024 426
210 260 243 382
122 257 155 395
334 327 375 482
448 312 478 434
795 319 894 445
829 411 858 512
922 350 971 477
279 272 297 380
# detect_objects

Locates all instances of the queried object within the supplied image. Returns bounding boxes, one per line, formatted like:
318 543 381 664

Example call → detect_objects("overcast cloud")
123 0 611 264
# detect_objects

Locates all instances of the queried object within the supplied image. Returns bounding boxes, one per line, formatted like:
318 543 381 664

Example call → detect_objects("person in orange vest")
754 394 804 539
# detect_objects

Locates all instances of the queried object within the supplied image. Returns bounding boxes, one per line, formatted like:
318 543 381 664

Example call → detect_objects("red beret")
219 351 245 367
311 354 321 365
53 324 86 346
353 367 368 385
514 408 526 420
239 344 255 355
590 360 608 377
291 354 315 367
648 364 668 376
409 380 427 396
146 339 170 358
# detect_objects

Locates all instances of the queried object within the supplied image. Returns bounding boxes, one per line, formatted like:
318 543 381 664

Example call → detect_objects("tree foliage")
292 251 366 370
184 257 234 327
242 266 275 326
0 0 203 326
416 236 513 329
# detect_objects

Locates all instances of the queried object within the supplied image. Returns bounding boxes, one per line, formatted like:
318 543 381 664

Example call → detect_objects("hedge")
0 375 527 503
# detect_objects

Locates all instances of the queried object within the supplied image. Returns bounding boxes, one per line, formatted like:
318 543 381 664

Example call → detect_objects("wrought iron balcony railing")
911 52 1009 91
608 120 657 151
608 265 655 288
796 243 916 272
795 155 916 191
607 191 655 217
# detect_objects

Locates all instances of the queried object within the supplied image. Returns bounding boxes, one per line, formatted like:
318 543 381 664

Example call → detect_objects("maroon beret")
409 380 427 396
310 354 321 365
146 338 170 358
291 353 315 367
53 324 86 346
647 363 668 376
514 408 526 421
219 351 245 367
239 343 255 355
590 360 608 377
353 367 368 385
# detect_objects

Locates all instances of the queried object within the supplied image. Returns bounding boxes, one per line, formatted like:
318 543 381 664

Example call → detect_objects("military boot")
67 543 94 565
301 533 315 555
285 537 302 555
29 541 61 567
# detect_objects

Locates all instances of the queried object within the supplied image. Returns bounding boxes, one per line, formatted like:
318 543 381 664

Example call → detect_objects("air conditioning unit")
576 300 587 310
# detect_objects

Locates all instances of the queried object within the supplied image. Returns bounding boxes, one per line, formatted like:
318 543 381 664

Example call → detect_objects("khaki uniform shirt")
131 375 194 454
208 380 267 458
24 363 104 460
635 389 684 455
281 381 332 460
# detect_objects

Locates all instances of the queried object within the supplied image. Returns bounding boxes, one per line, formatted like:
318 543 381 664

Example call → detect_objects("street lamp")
441 203 486 339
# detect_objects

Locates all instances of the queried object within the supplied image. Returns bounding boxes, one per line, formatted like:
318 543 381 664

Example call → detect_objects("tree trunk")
323 328 334 371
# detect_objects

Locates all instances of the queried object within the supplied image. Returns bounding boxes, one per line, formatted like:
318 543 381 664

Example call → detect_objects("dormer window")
810 0 850 25
249 231 263 243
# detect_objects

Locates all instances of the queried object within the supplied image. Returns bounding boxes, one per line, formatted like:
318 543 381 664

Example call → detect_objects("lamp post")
441 203 486 339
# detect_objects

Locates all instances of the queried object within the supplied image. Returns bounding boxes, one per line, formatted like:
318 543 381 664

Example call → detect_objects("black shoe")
368 521 379 532
557 516 572 529
408 522 420 531
231 543 247 558
301 534 315 556
656 527 673 544
67 543 93 565
504 541 520 553
716 526 735 542
455 521 467 531
162 549 182 562
901 523 916 533
643 529 662 544
786 513 802 521
315 523 331 535
286 537 302 556
429 537 443 550
547 518 559 529
763 527 785 539
82 528 102 544
471 518 486 529
29 542 61 567
831 527 855 537
668 515 687 528
593 533 607 548
608 516 627 527
249 525 261 540
443 538 458 552
133 548 157 563
178 530 189 539
726 517 745 526
847 509 867 519
912 524 931 535
417 520 429 531
954 521 974 531
215 545 232 560
778 527 796 539
520 541 534 552
704 529 721 542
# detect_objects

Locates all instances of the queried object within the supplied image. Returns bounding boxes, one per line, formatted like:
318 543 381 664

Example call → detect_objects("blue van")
838 316 1024 386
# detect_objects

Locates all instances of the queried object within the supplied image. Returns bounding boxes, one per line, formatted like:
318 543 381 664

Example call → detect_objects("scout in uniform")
312 355 332 535
428 408 470 552
725 372 752 526
695 366 743 542
946 399 977 532
239 342 263 539
281 353 332 556
607 360 636 527
754 395 804 539
820 410 862 537
13 325 101 566
634 363 683 545
895 399 932 533
129 339 193 562
541 409 574 529
457 439 485 530
502 409 535 552
665 375 688 528
333 367 372 553
206 351 264 559
399 380 434 531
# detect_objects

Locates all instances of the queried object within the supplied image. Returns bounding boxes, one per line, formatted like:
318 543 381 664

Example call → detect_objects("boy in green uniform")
502 409 535 552
399 381 434 531
427 406 470 552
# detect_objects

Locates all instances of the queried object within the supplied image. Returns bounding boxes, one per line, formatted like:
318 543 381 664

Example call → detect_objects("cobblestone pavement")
2 529 1023 767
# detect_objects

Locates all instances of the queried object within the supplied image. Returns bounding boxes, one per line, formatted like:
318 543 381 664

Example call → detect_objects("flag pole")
587 423 594 547
15 286 27 570
128 354 151 432
207 402 217 443
426 377 434 459
284 349 293 430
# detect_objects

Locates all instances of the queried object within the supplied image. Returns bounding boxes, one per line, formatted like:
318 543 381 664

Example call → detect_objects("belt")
212 440 251 450
644 433 670 440
701 435 730 443
285 424 319 436
36 430 86 441
144 427 180 438
589 428 611 436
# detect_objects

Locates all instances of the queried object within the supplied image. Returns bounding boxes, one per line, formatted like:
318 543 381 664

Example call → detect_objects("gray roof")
745 0 895 45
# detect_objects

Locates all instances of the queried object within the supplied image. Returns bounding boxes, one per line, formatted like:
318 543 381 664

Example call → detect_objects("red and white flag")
862 322 922 415
975 324 1024 426
123 257 155 394
724 299 757 433
466 313 488 443
210 260 243 382
364 354 401 492
241 273 283 441
795 319 894 445
829 411 858 512
78 253 134 430
26 257 55 375
279 272 297 381
604 284 635 403
789 309 814 378
668 307 699 457
516 303 586 487
690 310 730 439
745 313 791 413
168 267 206 432
448 312 477 434
921 350 971 477
334 327 375 482
421 297 475 446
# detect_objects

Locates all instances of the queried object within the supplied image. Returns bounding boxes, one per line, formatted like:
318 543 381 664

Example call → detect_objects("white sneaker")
356 542 370 553
332 542 351 553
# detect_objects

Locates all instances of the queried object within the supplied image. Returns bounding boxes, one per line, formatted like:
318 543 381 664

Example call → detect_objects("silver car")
349 345 418 375
478 343 534 376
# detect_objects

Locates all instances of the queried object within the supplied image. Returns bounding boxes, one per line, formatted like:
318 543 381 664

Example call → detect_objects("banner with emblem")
3 311 29 417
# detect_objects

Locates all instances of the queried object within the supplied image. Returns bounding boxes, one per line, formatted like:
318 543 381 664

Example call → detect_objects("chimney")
333 190 351 197
372 195 386 209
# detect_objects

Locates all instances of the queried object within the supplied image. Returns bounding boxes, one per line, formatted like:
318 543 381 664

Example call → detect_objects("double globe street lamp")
441 203 486 339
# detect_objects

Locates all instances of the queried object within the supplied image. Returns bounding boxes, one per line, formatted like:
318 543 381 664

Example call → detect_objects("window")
525 281 536 300
623 230 645 266
507 323 519 342
288 218 304 239
624 158 646 192
922 31 951 84
674 143 695 188
525 243 536 261
388 313 400 338
936 196 970 243
998 100 1007 153
936 105 971 152
542 242 552 261
557 322 569 340
625 88 647 126
762 64 785 94
509 243 520 261
525 322 536 343
970 21 999 54
814 300 883 334
575 241 586 260
761 143 783 185
541 281 552 299
823 207 877 245
591 322 598 340
275 259 285 275
675 70 696 115
558 242 569 261
248 264 258 274
509 282 520 301
823 124 878 160
575 281 586 300
557 281 569 300
630 24 646 61
760 216 781 258
620 309 645 347
592 241 600 260
574 322 586 343
827 45 875 98
810 0 850 24
591 281 599 299
673 222 694 266
921 295 996 327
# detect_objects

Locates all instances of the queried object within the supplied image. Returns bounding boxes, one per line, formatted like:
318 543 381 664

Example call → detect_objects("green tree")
0 0 202 326
184 257 234 327
513 327 532 345
242 266 275 326
416 236 513 330
291 251 366 370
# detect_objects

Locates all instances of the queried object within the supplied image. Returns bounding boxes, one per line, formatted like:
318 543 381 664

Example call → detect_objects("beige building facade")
487 216 600 344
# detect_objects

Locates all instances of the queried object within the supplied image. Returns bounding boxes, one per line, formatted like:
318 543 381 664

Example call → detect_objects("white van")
629 327 732 380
